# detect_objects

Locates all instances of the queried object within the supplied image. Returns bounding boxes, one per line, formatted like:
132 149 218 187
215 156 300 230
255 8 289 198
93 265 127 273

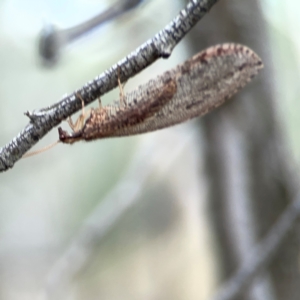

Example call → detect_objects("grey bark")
185 1 300 300
0 0 219 172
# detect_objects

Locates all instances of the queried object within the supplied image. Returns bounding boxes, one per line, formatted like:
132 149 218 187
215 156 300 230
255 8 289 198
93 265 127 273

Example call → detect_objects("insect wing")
109 44 263 137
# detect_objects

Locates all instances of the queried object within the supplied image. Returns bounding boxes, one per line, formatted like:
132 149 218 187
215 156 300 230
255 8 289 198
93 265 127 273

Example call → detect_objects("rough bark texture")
0 0 219 171
185 1 300 300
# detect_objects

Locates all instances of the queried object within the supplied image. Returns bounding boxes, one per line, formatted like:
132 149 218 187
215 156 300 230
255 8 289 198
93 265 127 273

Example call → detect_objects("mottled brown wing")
59 43 263 144
107 43 263 137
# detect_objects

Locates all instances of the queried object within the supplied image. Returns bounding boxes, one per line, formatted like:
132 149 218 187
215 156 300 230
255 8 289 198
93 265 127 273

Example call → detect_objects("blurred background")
0 1 299 300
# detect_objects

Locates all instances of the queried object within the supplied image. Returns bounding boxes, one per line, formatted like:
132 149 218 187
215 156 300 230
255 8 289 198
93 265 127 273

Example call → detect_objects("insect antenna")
22 141 60 158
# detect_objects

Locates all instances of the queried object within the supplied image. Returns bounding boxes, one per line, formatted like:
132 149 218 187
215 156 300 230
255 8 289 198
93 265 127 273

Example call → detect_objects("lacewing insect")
23 43 263 157
58 43 263 145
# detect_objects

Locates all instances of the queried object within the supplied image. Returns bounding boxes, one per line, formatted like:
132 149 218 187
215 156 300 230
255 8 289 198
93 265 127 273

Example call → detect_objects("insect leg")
67 93 91 133
117 67 127 107
98 98 102 109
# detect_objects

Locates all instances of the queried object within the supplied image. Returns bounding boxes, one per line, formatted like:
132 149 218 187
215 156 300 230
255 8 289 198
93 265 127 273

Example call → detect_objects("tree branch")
39 0 145 64
0 0 219 172
212 194 300 300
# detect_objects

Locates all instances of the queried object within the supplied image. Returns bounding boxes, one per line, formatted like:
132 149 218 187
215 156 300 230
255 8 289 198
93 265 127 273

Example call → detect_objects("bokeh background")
0 1 299 299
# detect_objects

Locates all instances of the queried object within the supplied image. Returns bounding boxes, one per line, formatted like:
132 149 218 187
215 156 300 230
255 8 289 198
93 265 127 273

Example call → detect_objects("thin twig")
0 0 219 172
212 194 300 300
39 0 145 64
